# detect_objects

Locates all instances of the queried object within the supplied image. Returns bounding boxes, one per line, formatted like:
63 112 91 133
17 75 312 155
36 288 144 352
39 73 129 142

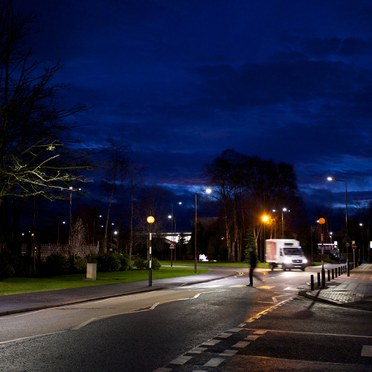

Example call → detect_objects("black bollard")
321 270 326 288
317 272 321 288
310 274 314 290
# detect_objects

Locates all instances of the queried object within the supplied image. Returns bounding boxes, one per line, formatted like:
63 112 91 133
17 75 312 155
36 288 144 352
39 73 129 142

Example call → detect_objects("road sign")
352 243 357 250
169 243 175 249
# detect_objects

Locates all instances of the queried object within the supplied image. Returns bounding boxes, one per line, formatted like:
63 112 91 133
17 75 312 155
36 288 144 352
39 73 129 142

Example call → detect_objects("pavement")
300 263 372 311
0 264 371 317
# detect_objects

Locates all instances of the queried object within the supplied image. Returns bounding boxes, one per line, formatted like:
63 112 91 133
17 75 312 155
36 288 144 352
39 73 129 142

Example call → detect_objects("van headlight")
303 258 308 264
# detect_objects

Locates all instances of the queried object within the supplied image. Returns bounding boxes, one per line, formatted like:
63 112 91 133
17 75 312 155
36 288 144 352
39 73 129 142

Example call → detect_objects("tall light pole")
272 207 290 238
327 176 350 272
281 207 288 238
359 222 364 263
194 188 212 273
68 186 82 246
318 217 326 288
261 214 270 261
146 215 155 287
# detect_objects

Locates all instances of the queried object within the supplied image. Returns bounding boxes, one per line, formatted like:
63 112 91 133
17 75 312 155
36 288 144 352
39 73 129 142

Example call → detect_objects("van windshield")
283 248 303 256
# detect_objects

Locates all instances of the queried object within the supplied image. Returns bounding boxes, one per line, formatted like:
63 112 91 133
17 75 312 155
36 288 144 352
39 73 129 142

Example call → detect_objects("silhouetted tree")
205 149 302 261
0 2 89 252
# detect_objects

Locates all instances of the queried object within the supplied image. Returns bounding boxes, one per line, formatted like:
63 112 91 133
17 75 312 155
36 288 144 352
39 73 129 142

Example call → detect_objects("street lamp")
359 223 364 263
272 208 290 238
194 188 212 273
318 217 326 288
327 176 350 273
68 186 82 246
146 215 155 286
260 214 270 261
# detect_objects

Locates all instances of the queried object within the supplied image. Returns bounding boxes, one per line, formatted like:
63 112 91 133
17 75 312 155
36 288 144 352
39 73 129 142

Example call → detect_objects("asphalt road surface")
0 269 370 371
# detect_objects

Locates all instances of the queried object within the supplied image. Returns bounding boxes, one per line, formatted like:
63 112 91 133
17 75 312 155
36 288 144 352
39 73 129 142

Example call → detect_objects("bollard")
317 272 321 288
327 270 330 281
310 274 314 290
332 268 334 279
321 270 326 288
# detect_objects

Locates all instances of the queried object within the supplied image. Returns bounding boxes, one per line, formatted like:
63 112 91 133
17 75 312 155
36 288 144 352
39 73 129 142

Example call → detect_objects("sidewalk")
0 264 371 317
301 263 372 311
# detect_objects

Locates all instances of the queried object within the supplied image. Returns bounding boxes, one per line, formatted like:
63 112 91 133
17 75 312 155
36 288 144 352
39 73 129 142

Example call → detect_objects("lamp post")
261 214 270 261
327 176 350 274
359 222 364 263
146 215 155 287
68 186 81 246
194 188 212 273
318 217 326 288
272 208 290 238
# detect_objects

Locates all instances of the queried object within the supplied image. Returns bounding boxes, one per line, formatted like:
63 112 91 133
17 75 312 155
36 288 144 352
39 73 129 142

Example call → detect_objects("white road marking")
204 357 224 367
169 355 193 365
361 345 372 357
0 331 66 346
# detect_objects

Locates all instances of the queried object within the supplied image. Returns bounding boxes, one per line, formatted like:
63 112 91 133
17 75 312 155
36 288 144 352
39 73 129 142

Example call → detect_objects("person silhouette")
247 248 262 287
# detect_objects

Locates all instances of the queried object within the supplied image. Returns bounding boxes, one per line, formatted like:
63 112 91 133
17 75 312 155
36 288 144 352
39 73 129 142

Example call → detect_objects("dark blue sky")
16 0 372 209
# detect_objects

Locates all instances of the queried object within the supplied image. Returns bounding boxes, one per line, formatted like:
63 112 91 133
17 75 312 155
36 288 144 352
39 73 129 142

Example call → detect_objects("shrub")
151 257 161 270
72 256 87 273
133 257 161 270
119 254 130 271
45 254 68 275
0 263 15 279
133 257 146 270
0 253 15 279
97 252 121 272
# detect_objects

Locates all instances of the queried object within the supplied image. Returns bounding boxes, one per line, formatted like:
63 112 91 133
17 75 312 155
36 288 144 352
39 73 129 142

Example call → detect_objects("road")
0 269 370 371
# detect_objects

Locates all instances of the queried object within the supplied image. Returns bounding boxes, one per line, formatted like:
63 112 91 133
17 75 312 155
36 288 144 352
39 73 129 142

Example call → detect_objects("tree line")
1 1 370 278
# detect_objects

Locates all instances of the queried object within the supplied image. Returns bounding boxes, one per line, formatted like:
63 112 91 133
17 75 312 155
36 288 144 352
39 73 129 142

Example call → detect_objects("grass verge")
0 265 208 296
0 260 267 296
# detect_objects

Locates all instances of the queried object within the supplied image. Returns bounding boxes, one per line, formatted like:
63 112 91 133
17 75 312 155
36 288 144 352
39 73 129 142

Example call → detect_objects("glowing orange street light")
147 215 155 286
318 217 326 287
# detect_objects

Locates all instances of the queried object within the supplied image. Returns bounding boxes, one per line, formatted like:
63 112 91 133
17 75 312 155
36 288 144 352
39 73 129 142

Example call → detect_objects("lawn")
0 260 259 296
0 264 208 296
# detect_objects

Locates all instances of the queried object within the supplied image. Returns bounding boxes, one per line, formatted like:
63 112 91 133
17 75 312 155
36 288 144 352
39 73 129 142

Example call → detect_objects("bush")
0 263 15 278
119 254 130 271
151 257 161 270
96 252 121 272
45 254 69 275
0 253 15 279
133 257 146 270
133 257 161 270
72 256 87 273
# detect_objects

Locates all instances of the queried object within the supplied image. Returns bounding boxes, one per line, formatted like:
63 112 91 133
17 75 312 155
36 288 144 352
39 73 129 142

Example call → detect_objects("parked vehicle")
265 239 308 271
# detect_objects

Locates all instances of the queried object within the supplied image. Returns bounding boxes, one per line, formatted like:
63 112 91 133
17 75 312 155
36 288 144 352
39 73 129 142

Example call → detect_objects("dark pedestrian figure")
247 248 262 287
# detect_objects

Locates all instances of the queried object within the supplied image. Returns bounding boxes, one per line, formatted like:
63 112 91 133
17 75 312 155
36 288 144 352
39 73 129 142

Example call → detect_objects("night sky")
15 0 372 209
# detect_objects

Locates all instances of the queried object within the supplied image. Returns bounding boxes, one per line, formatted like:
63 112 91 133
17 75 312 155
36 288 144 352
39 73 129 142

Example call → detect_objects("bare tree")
0 2 89 251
